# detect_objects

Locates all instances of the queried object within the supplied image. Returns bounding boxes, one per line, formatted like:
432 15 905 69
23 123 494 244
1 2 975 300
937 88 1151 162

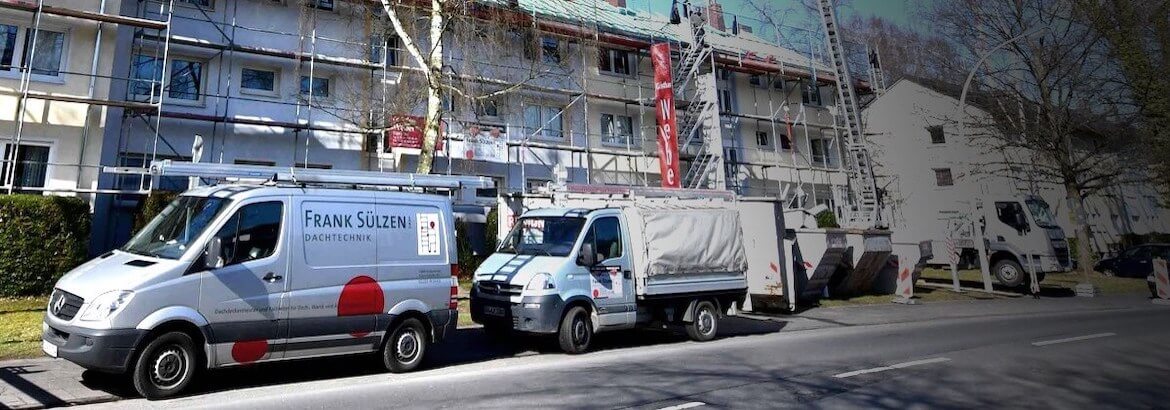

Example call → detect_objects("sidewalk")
0 358 124 409
3 294 1164 409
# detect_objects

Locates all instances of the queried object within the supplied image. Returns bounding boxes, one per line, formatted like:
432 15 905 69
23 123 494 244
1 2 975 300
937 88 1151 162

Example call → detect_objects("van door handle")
263 272 283 282
623 270 632 280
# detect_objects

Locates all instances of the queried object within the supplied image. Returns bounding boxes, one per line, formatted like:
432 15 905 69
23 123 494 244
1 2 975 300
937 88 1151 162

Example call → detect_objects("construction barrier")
1154 258 1169 304
891 260 917 305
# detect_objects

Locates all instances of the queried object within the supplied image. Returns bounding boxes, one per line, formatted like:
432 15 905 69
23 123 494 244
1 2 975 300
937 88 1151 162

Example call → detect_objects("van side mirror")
204 237 224 269
577 242 596 267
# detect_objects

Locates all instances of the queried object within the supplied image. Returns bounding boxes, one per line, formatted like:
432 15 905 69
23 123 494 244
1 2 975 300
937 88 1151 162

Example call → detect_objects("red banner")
651 43 680 188
386 115 442 151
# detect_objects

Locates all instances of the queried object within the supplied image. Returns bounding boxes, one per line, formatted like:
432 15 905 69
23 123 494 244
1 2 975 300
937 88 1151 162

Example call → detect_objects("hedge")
0 195 91 297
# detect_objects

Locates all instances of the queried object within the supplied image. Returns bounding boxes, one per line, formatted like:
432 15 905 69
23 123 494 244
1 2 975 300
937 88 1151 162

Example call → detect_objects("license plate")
42 340 57 358
483 306 506 317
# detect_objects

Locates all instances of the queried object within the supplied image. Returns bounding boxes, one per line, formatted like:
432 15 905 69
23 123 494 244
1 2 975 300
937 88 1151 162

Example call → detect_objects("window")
934 168 954 187
589 217 623 261
772 76 786 90
306 0 334 11
117 153 190 191
749 75 764 87
370 34 399 67
0 24 16 71
928 125 946 144
0 144 49 192
755 131 770 148
718 89 732 111
178 0 213 9
131 56 204 101
234 159 276 166
240 67 277 95
541 37 561 64
524 105 563 140
810 139 829 167
475 99 499 117
212 201 283 267
802 81 822 105
599 48 631 76
779 133 792 150
21 29 65 76
601 114 636 146
717 69 731 80
300 76 329 98
168 59 204 101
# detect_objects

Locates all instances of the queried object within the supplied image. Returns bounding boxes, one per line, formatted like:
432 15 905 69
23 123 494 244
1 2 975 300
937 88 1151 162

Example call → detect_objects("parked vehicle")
1094 244 1170 278
947 196 1071 287
471 186 750 353
42 162 489 399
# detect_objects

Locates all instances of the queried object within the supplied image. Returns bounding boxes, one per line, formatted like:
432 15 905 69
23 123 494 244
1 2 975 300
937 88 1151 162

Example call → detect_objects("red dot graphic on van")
338 275 384 338
231 340 268 364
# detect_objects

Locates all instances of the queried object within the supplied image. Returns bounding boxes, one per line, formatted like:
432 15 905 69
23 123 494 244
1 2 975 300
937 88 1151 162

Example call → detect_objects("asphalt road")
86 299 1170 409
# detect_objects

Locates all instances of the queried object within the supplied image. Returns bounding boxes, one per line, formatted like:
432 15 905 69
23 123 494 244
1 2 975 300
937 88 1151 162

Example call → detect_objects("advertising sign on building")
386 115 443 150
651 43 680 188
444 125 507 163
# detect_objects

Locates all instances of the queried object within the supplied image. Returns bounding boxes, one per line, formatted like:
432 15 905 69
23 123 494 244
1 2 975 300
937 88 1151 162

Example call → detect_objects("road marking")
658 402 706 410
1031 332 1115 347
833 357 951 379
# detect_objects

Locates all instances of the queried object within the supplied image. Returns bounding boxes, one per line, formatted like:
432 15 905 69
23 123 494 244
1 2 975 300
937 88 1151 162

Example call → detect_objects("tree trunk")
1066 184 1095 279
415 0 445 174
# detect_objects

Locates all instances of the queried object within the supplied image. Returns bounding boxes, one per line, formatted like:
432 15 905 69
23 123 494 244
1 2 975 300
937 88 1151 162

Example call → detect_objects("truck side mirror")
205 237 224 269
577 242 596 267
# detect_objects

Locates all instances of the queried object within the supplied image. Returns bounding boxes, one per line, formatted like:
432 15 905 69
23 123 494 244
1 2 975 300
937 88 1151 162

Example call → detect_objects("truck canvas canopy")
636 207 748 277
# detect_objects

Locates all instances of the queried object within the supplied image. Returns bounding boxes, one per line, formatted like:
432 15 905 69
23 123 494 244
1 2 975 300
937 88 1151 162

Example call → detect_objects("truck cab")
980 195 1071 286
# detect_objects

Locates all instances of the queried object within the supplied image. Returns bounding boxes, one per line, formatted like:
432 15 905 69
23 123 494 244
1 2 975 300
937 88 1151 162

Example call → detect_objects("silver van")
42 181 463 399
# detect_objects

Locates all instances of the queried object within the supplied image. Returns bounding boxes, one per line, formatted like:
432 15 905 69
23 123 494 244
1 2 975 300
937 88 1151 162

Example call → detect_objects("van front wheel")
382 318 427 373
132 331 197 400
558 306 592 354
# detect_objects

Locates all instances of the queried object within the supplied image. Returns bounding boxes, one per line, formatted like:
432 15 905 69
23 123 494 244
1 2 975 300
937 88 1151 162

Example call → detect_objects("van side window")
214 201 283 266
592 217 622 261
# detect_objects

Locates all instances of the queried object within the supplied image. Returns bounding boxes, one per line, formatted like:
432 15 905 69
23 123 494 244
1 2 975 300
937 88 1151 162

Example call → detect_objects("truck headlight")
526 273 555 290
78 290 134 322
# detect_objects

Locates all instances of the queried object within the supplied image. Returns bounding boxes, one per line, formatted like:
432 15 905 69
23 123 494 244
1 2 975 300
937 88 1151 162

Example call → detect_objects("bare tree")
931 0 1147 280
377 0 549 174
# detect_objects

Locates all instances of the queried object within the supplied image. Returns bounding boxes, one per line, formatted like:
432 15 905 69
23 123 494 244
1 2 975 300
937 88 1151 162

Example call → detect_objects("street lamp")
955 26 1050 293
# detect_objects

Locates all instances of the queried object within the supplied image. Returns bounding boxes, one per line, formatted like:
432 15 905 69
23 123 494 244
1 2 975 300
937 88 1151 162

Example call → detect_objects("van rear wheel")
382 318 427 373
132 331 197 400
558 306 592 354
685 301 719 342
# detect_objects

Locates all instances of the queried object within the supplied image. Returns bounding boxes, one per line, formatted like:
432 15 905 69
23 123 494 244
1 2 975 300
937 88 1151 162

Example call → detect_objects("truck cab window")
592 217 622 261
213 201 283 266
995 202 1029 233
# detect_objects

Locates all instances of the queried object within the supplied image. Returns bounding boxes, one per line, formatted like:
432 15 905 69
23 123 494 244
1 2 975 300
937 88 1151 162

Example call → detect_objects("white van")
42 163 487 399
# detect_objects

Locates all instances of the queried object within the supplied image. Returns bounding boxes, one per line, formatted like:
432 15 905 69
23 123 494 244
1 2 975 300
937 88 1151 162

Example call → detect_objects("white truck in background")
946 195 1072 287
471 185 782 353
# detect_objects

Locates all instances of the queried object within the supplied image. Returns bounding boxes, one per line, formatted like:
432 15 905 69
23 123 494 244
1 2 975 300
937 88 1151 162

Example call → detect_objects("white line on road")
1031 332 1116 347
658 402 706 410
833 357 951 379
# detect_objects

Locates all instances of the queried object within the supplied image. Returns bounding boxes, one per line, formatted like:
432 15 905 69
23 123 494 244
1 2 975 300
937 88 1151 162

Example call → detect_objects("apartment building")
55 0 863 253
0 1 137 199
864 79 1170 259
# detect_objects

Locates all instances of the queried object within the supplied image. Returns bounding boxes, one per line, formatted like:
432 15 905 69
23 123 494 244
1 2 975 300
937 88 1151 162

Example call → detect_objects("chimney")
606 0 627 8
707 0 726 32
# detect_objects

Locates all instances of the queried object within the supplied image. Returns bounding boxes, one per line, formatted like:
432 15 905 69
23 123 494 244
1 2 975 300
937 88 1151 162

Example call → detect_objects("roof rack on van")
557 183 736 200
105 161 495 205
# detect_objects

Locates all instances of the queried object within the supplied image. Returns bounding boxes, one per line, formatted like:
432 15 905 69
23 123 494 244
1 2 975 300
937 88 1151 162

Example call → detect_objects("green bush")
815 210 839 228
133 191 179 233
454 208 500 280
0 195 91 297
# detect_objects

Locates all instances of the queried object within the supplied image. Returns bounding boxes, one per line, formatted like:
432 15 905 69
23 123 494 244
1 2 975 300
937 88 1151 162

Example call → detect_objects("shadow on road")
72 317 786 400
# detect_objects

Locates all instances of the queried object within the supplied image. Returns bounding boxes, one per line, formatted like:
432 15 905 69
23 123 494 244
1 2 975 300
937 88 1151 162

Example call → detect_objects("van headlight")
78 290 134 322
526 273 555 290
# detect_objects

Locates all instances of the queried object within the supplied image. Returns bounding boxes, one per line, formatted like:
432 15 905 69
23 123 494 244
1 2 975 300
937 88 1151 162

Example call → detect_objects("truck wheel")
558 306 592 354
132 331 198 400
382 318 427 373
993 259 1025 288
685 301 719 342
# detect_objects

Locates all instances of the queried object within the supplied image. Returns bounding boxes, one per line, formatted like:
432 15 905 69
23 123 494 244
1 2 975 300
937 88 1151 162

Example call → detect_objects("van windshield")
1025 199 1058 228
498 216 585 257
122 196 230 260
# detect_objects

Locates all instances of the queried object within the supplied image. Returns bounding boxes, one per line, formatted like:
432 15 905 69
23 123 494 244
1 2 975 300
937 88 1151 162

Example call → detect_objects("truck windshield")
1025 199 1058 228
498 216 586 257
122 196 230 260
